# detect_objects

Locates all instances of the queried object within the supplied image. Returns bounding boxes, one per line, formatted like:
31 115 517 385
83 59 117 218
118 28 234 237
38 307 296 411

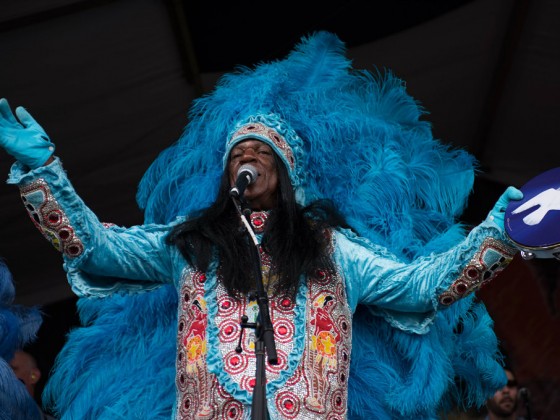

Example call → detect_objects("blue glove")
487 186 524 229
0 98 55 169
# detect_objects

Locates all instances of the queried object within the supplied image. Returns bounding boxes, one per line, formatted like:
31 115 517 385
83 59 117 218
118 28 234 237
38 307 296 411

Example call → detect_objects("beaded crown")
224 113 304 201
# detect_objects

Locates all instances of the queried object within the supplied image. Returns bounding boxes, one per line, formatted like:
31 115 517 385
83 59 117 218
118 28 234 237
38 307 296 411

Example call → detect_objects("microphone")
230 164 258 198
519 387 530 401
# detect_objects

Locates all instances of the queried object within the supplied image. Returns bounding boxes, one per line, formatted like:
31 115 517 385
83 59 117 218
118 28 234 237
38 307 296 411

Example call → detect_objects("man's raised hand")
0 98 55 169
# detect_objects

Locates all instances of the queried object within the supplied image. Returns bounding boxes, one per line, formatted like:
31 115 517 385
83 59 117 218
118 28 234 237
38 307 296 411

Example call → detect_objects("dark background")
1 0 559 417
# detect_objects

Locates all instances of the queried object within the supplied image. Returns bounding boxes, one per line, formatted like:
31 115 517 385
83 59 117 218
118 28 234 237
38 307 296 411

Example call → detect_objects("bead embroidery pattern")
296 268 351 418
439 237 517 306
229 122 295 169
19 178 84 257
249 211 269 233
175 230 352 419
176 270 243 419
213 259 296 391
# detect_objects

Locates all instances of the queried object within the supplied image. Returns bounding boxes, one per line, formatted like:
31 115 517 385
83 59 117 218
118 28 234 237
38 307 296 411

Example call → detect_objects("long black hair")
167 153 351 297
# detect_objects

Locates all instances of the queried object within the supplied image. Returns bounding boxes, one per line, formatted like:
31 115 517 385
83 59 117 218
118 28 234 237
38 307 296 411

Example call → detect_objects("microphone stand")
230 194 278 420
519 387 533 420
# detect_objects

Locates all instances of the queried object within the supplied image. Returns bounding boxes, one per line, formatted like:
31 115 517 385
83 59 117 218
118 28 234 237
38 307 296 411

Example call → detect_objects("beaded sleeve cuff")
19 178 84 258
438 237 517 306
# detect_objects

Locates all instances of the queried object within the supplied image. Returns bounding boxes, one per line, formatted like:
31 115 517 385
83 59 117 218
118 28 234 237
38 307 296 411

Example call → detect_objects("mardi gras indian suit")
3 32 520 419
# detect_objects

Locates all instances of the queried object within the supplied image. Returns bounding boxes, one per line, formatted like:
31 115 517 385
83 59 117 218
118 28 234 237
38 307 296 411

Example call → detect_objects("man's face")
486 369 518 417
228 139 278 210
10 350 40 397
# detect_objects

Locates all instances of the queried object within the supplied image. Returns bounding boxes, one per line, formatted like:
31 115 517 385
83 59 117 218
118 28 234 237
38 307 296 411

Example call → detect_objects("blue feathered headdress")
137 31 476 261
45 32 504 419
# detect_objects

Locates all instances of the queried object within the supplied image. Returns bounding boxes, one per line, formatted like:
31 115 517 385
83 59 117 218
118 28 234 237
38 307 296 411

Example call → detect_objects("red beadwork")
466 266 479 279
314 268 332 285
224 326 234 335
249 212 269 233
249 378 256 388
47 212 60 224
218 297 237 317
455 282 468 294
276 391 300 417
225 351 249 375
441 295 455 305
278 326 288 335
67 245 80 255
59 229 70 240
281 298 291 307
228 408 237 418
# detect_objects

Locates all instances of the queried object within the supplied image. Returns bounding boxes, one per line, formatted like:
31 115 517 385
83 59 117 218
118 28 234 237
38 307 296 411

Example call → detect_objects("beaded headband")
223 113 304 193
228 122 296 169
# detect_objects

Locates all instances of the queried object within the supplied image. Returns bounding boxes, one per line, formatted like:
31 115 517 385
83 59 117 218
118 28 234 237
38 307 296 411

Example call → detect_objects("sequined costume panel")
175 259 352 419
277 268 352 419
176 270 244 419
